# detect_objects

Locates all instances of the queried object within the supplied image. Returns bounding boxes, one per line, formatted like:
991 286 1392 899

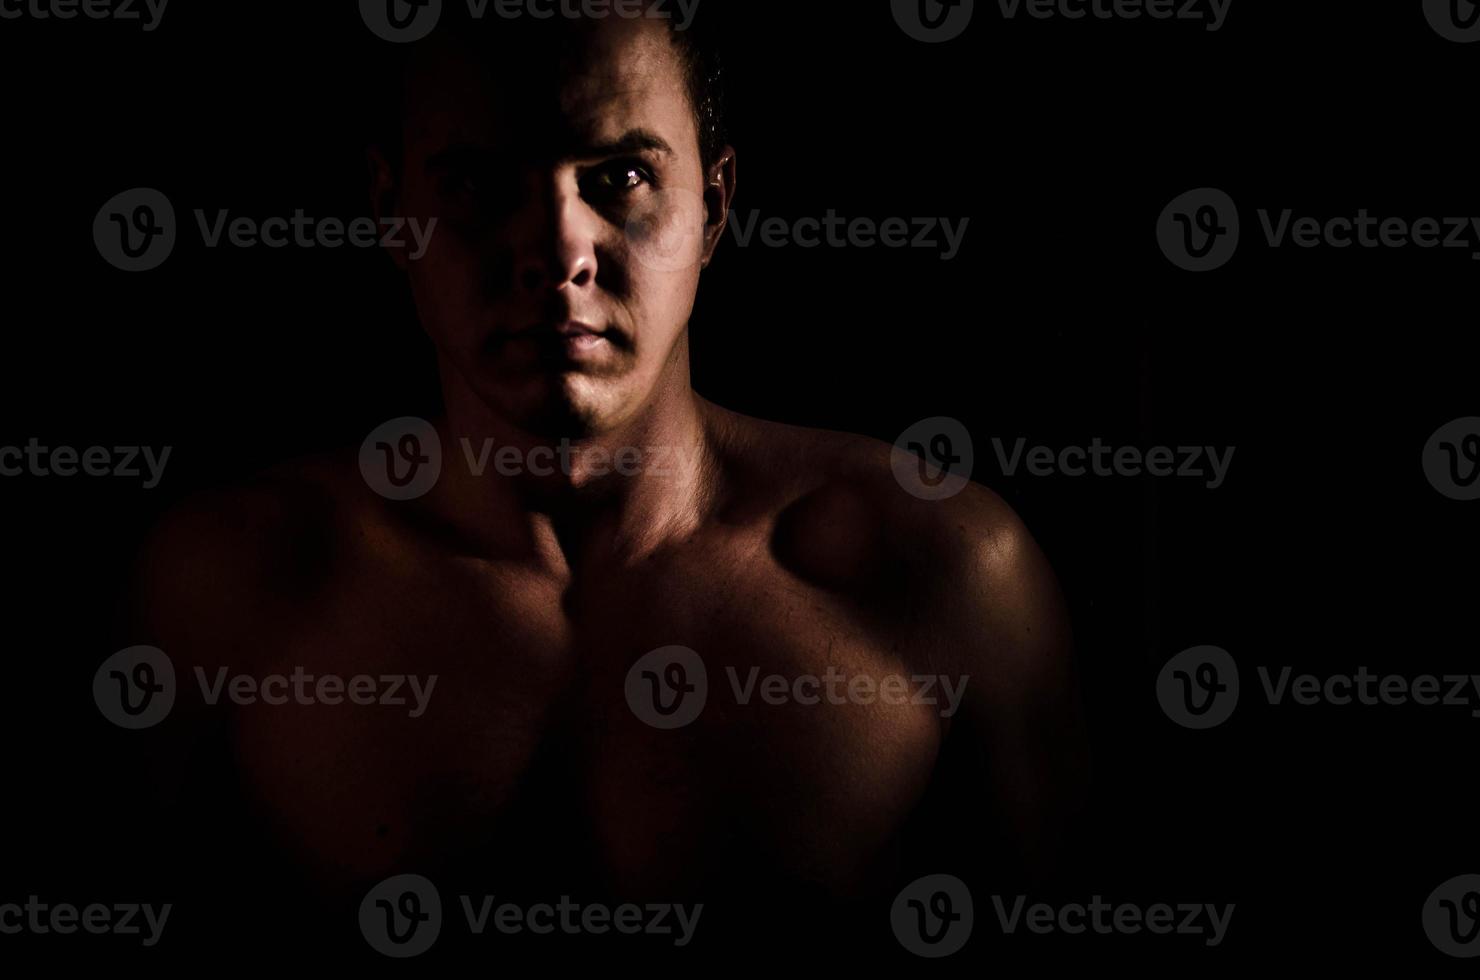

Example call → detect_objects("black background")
1 0 1476 968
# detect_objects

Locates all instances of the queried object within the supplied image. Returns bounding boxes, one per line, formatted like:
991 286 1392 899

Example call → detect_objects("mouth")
554 321 609 354
498 319 622 365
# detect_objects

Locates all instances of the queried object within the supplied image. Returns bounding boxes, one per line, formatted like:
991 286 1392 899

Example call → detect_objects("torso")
194 413 952 909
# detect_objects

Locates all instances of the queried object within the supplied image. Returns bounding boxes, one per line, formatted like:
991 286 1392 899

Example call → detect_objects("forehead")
401 18 696 159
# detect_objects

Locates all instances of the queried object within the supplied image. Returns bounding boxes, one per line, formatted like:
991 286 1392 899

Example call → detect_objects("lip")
560 331 609 357
504 319 615 362
508 319 609 340
493 318 624 366
554 320 604 338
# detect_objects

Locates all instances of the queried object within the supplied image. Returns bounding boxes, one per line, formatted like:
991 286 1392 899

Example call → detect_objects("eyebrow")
424 145 489 174
571 128 674 160
417 128 671 178
424 128 674 173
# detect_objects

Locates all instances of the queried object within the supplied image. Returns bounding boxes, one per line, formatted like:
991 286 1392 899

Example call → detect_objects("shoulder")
122 451 358 657
706 404 1071 688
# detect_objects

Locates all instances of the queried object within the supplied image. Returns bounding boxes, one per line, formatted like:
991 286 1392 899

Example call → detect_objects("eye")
436 162 523 224
607 167 645 190
438 169 485 201
583 160 654 198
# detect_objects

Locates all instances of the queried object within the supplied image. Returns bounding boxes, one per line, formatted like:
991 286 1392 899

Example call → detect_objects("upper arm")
904 485 1088 885
115 479 328 814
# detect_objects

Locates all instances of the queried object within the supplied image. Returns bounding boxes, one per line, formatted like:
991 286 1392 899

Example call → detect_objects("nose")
513 175 598 298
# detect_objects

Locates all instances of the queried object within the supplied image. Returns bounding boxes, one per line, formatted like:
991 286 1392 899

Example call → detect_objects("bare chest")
224 542 944 899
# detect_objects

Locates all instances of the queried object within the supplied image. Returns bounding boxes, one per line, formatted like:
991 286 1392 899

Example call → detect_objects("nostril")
515 250 593 294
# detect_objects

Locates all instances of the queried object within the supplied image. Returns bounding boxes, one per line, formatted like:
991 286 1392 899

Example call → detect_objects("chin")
478 373 628 441
557 373 630 429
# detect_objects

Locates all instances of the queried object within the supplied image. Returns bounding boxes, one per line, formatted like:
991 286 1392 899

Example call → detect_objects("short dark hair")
666 12 728 168
369 3 728 173
667 11 728 171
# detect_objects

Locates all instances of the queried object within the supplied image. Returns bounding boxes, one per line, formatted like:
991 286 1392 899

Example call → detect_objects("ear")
699 146 737 270
367 144 408 272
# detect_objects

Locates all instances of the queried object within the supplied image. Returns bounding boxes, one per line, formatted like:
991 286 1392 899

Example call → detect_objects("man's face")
377 18 728 439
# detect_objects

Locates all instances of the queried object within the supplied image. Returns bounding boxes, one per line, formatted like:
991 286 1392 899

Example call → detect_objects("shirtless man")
122 9 1085 959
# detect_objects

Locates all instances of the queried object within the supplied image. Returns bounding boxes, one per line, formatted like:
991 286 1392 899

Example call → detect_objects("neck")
429 348 721 575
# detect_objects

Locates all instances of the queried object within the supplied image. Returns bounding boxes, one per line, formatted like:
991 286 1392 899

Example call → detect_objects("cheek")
615 186 706 344
621 187 708 276
621 263 700 371
636 263 701 320
399 182 480 321
406 237 489 347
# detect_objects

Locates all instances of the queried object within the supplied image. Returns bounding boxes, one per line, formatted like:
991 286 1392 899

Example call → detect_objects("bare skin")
123 15 1085 939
